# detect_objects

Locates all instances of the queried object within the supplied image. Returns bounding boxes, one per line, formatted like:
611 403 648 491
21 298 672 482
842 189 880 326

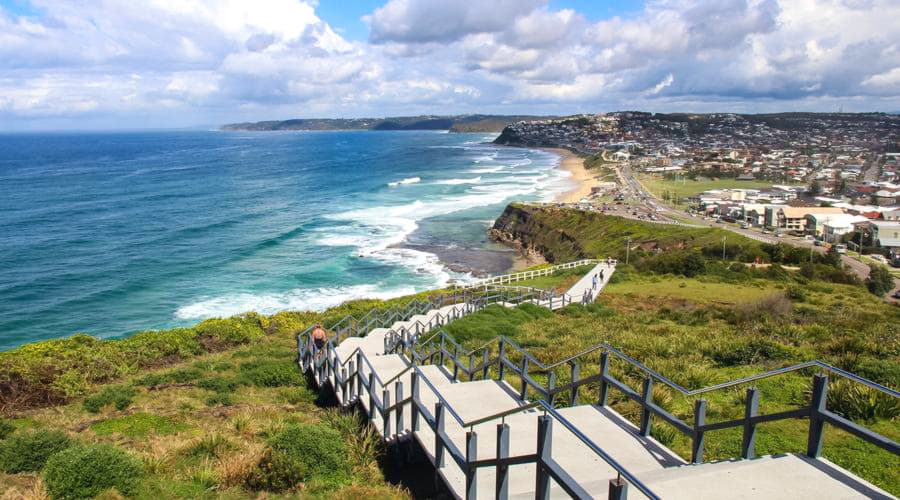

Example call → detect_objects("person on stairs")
311 323 328 358
592 274 598 290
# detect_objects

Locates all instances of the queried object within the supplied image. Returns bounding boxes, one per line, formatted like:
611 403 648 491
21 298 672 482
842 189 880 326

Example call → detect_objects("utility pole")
722 236 727 260
626 236 632 265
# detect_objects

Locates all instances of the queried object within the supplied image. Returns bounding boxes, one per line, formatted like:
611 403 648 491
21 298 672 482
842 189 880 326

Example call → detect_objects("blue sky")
0 0 898 130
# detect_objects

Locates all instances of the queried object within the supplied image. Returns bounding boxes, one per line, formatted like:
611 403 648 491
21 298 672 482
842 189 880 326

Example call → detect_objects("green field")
638 174 787 203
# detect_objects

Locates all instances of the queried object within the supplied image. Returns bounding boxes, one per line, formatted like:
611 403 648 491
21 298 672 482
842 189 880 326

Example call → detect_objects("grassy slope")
508 264 596 293
448 275 900 494
0 336 407 499
496 203 762 263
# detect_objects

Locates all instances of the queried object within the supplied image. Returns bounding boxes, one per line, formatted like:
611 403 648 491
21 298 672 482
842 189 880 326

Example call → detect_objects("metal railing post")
482 349 490 380
411 372 420 431
570 361 581 406
741 388 760 459
383 388 391 437
395 381 404 437
435 402 445 468
608 477 629 500
496 423 510 500
348 361 356 402
691 399 707 464
639 377 653 437
599 352 610 406
368 372 376 421
547 372 557 406
520 357 530 400
536 415 553 500
497 339 506 380
807 374 829 458
465 431 478 500
341 367 348 404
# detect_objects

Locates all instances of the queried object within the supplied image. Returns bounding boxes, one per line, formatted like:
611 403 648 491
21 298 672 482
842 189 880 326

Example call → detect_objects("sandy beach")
542 148 599 203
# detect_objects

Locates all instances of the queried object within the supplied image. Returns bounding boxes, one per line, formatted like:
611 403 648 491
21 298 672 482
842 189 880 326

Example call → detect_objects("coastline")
541 147 598 203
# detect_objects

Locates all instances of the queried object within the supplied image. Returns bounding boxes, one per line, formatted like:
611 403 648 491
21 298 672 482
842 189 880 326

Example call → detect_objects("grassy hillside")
445 270 900 493
491 203 765 263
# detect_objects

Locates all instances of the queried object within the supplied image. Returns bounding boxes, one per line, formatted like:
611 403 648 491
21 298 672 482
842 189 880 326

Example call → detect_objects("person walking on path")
599 269 604 282
311 323 328 359
592 274 598 290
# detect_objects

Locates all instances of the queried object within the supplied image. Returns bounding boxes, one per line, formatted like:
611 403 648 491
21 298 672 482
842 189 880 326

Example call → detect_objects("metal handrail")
540 402 662 500
459 259 604 289
463 400 542 428
414 365 468 427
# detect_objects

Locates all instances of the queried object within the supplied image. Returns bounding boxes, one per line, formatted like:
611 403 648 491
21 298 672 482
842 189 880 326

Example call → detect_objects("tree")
823 245 842 267
809 180 823 196
865 264 895 297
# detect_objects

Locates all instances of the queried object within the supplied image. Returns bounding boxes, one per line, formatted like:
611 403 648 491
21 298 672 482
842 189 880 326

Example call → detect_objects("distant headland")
221 114 549 133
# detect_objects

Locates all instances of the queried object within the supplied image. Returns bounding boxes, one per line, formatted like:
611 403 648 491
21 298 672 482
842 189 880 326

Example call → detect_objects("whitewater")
0 130 573 349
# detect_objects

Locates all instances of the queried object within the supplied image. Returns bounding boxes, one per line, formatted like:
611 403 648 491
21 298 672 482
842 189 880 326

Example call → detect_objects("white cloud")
1 0 900 129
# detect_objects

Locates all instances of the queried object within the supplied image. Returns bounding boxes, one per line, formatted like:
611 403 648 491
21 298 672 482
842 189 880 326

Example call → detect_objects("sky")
1 0 899 130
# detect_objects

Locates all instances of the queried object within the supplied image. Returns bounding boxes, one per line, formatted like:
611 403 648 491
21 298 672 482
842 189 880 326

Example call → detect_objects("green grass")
511 264 595 292
604 275 776 304
91 413 187 438
639 174 784 203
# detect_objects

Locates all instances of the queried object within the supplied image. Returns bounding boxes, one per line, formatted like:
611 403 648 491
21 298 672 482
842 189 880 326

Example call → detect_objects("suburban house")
856 220 900 258
821 214 869 243
765 206 844 231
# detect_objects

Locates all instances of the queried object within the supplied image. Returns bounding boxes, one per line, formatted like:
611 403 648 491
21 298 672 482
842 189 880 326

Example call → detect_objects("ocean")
0 130 572 350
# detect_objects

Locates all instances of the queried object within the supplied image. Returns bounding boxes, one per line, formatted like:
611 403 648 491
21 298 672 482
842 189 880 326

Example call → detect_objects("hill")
222 114 546 132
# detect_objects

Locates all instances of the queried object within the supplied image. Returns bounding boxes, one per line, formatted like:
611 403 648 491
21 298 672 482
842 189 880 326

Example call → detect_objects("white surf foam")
388 176 421 187
174 283 419 320
469 166 505 173
435 176 481 185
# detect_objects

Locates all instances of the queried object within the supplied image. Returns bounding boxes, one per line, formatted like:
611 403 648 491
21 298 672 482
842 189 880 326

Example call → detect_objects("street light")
625 236 632 265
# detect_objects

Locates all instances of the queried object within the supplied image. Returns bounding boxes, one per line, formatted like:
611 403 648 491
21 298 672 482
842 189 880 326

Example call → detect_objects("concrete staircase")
298 263 897 500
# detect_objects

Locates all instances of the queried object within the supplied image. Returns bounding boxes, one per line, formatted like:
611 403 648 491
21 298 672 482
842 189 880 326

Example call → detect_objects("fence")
297 291 899 499
459 259 606 289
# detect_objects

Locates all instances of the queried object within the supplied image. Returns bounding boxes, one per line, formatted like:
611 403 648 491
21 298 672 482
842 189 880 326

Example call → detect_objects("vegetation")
44 444 143 499
0 430 72 473
867 264 896 296
249 423 350 491
638 173 783 205
511 264 596 292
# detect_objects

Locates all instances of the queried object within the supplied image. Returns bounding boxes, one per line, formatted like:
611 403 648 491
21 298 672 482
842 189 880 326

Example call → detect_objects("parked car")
814 239 824 246
893 290 900 300
834 244 847 254
740 222 750 229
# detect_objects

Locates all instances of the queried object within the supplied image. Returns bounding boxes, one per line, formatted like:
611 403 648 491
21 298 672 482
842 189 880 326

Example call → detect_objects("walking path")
298 262 895 500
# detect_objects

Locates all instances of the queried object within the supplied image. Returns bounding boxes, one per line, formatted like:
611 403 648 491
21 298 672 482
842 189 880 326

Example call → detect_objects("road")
614 162 900 303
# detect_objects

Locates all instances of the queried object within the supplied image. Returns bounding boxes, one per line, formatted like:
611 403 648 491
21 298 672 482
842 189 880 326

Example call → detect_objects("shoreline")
540 147 598 203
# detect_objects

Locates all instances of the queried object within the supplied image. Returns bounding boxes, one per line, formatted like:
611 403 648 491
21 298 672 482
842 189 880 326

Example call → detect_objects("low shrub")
249 423 349 491
0 429 73 473
43 444 143 499
82 385 136 413
786 286 807 302
183 434 234 459
197 377 239 393
239 361 302 388
205 392 234 407
0 419 14 440
825 379 900 422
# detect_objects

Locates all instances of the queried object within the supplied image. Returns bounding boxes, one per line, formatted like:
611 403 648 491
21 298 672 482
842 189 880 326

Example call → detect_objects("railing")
408 365 662 499
391 331 900 466
297 272 899 498
459 259 608 289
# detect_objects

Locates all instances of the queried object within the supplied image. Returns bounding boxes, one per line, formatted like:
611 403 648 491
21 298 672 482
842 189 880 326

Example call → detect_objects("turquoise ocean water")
0 130 572 350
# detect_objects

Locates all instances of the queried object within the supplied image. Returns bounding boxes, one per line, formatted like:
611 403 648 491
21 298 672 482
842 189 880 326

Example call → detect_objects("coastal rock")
489 203 587 263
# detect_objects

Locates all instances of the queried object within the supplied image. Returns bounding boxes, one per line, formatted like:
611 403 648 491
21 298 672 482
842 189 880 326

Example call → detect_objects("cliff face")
489 204 588 263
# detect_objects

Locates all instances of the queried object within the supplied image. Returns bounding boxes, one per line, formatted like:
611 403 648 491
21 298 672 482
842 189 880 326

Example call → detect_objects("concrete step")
635 453 895 500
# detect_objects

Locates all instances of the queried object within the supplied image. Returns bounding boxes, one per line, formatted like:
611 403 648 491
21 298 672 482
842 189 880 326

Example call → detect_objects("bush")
865 265 895 297
640 250 707 277
0 430 73 473
44 444 143 499
205 392 234 407
825 379 900 422
786 286 807 301
239 361 302 388
197 377 239 393
249 423 349 491
82 385 136 413
0 419 14 440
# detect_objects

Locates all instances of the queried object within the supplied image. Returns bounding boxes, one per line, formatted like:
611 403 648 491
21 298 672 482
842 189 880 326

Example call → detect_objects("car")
740 223 750 229
761 229 771 234
891 259 900 268
834 244 847 254
804 235 815 240
813 239 824 246
869 254 888 264
893 290 900 300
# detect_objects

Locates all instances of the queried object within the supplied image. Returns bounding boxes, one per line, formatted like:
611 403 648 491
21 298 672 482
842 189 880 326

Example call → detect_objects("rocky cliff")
489 203 589 263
